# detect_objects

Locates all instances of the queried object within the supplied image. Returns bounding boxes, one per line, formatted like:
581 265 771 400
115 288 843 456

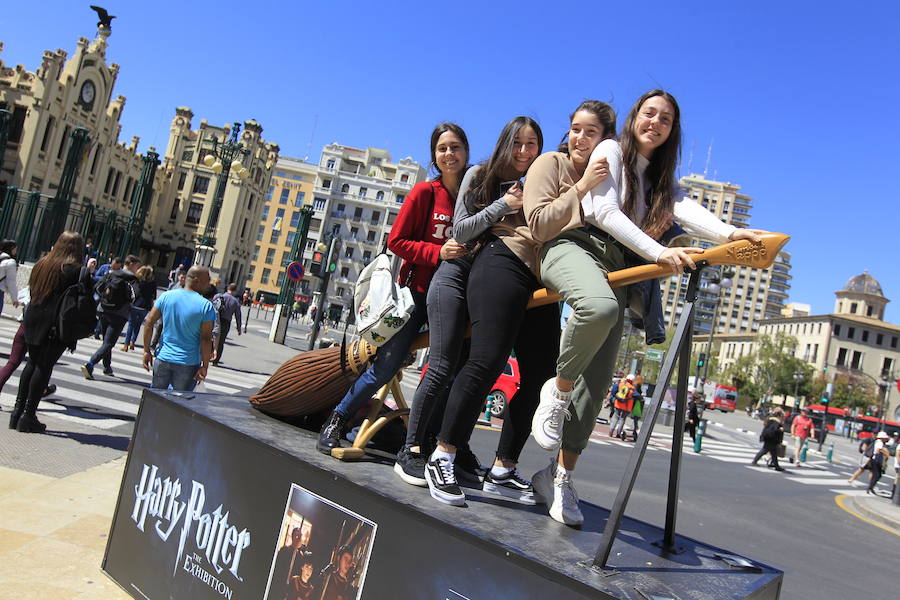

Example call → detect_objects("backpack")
55 267 98 346
616 381 634 401
862 439 875 458
95 271 135 311
213 294 227 320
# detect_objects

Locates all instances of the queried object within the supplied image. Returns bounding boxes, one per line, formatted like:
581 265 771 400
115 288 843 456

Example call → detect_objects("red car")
420 358 520 417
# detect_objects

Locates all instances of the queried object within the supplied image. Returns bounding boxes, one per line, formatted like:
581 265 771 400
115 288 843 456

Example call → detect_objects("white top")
0 253 18 300
582 139 737 263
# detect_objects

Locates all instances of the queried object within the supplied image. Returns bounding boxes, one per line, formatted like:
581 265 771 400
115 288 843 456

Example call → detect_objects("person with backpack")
849 436 877 484
609 375 636 439
751 407 785 471
82 255 141 379
211 283 243 366
790 406 816 466
865 431 891 495
11 231 93 433
0 239 20 316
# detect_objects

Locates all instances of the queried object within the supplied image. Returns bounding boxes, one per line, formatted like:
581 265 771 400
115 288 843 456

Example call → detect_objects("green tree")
830 374 874 411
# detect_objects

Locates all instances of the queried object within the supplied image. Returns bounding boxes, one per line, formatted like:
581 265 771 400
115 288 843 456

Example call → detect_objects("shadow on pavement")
45 430 131 451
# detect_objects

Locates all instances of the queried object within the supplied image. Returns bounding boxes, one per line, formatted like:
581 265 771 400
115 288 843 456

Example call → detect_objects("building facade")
248 145 426 321
712 272 899 421
661 174 792 337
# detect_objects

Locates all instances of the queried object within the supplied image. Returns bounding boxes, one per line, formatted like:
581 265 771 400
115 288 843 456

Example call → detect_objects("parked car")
420 358 520 417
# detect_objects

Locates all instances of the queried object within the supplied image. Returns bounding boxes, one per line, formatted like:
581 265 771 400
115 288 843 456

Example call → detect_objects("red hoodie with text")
387 179 454 294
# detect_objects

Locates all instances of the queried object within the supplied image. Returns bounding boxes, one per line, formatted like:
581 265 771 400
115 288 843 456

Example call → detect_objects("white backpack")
354 253 414 346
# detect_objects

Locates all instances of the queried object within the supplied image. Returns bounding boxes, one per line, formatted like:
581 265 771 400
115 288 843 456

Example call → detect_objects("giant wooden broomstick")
249 232 790 417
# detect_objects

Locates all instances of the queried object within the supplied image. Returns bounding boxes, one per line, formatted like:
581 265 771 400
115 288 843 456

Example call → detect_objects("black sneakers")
393 447 427 487
455 446 486 484
425 456 465 506
483 469 538 505
316 411 347 455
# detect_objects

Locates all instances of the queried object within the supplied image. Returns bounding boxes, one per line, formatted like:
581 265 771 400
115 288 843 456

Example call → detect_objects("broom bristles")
250 344 354 417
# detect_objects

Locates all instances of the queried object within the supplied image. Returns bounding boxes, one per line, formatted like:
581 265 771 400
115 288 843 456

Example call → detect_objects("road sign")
286 261 304 282
646 348 664 362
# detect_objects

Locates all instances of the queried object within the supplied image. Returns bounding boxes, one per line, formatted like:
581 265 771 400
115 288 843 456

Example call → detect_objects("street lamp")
195 122 250 267
700 267 734 382
792 372 803 409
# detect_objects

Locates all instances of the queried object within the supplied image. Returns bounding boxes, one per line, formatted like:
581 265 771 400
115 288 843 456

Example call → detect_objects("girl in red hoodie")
317 123 470 454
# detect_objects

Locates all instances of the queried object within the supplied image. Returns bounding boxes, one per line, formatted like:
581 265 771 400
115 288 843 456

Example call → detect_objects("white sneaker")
549 469 583 526
531 379 571 450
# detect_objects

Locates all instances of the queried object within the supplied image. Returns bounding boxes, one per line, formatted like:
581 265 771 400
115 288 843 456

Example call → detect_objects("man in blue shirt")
142 266 216 391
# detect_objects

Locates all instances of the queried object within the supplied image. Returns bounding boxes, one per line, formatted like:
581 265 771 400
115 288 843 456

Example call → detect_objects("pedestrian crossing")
588 427 894 496
0 319 271 431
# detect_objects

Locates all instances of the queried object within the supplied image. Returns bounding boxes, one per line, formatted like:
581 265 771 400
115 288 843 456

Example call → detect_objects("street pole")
119 149 159 257
308 235 340 350
269 205 314 344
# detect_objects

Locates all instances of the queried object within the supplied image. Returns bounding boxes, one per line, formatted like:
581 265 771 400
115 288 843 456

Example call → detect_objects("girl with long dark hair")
395 116 544 489
421 117 568 507
525 92 764 525
11 231 87 432
317 123 470 455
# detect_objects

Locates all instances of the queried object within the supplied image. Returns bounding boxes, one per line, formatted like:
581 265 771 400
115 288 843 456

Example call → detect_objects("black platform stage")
103 390 782 600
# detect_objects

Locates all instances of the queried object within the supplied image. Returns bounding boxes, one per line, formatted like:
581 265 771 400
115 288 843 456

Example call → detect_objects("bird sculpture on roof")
89 5 116 29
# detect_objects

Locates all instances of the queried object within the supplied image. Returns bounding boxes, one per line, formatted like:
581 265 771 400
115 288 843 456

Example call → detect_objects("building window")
396 194 405 204
363 250 371 263
350 227 359 239
326 159 335 169
248 265 255 278
57 125 71 159
834 324 841 336
281 253 292 267
401 174 409 182
261 268 271 284
177 171 187 191
286 231 296 247
882 357 895 378
276 207 285 220
836 347 848 366
371 210 381 224
847 327 855 339
276 272 285 286
354 207 363 219
345 247 354 259
341 183 350 193
257 225 265 241
367 230 376 242
387 212 398 226
279 188 289 204
892 336 898 349
313 197 326 211
185 202 203 225
290 211 301 228
876 333 883 345
252 246 260 261
850 302 858 314
265 248 276 264
359 187 368 198
306 238 317 250
40 116 55 152
90 144 103 175
295 191 306 207
323 179 332 189
867 306 874 317
337 287 345 297
266 186 274 202
192 176 210 195
270 229 281 245
862 330 869 343
340 267 350 278
812 344 818 362
261 204 270 221
850 350 862 370
376 191 385 201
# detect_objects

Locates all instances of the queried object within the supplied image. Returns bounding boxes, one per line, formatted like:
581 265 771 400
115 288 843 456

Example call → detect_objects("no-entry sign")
286 261 304 282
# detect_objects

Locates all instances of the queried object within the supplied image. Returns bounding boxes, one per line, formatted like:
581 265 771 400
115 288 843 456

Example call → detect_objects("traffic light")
326 237 341 274
309 251 324 276
697 352 706 368
821 392 829 405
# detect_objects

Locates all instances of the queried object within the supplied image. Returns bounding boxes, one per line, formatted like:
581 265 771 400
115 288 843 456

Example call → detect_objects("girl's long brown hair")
29 231 84 304
620 90 682 240
466 116 543 212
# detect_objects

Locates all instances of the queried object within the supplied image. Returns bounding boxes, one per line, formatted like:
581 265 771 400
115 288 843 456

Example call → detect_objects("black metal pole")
592 265 706 571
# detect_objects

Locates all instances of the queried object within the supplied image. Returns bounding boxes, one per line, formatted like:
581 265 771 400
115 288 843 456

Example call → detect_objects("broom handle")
404 232 789 352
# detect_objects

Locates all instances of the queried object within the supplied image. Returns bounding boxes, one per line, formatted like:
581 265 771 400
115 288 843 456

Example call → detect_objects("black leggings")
17 340 68 408
437 240 559 463
753 443 780 468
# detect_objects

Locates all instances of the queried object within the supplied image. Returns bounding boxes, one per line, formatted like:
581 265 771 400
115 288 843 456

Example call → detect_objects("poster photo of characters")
264 483 377 600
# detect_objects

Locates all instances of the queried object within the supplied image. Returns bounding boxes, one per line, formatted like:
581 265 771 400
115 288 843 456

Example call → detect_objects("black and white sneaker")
393 447 427 487
455 446 487 484
483 469 538 505
424 456 465 506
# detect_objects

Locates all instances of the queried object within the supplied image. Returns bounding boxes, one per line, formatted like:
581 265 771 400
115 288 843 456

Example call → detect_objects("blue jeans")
88 314 127 371
151 359 199 391
333 291 427 419
124 306 149 345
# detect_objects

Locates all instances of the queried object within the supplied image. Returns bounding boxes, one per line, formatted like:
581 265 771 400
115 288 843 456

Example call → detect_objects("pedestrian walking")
93 256 121 282
849 436 877 484
211 283 243 366
11 231 92 433
790 406 816 465
82 255 140 379
525 93 766 526
685 394 701 442
865 431 891 495
141 266 216 391
751 407 785 471
609 375 636 439
168 271 186 290
121 265 156 352
0 239 20 316
316 123 469 456
168 262 186 286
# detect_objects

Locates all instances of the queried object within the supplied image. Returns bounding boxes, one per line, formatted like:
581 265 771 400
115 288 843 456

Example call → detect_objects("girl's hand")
439 239 468 260
504 182 524 211
656 247 704 274
728 228 766 243
575 155 610 196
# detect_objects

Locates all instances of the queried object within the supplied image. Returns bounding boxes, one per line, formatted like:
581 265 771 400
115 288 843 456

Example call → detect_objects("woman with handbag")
394 117 544 490
11 231 87 433
524 93 766 525
317 123 470 455
421 117 570 507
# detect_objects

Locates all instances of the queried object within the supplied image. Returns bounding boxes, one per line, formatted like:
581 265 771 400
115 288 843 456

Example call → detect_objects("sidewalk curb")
850 496 900 534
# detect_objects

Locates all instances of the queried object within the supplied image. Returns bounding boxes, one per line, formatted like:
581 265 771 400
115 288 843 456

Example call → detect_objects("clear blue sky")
5 1 899 321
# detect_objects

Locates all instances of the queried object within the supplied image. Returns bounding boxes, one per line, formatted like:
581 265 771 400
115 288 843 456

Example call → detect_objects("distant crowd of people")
3 232 246 434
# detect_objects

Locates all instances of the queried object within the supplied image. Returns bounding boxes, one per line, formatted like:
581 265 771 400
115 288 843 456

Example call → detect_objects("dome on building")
840 271 884 297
